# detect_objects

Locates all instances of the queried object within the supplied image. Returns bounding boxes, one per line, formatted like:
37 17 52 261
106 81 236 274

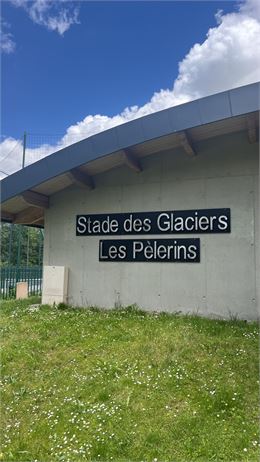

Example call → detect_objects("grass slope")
1 298 259 462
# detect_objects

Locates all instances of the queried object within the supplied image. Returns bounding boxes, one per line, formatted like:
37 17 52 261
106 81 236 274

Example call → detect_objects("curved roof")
1 82 259 227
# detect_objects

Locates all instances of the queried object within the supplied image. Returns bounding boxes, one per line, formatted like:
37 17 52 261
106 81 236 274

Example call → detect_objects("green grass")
1 298 259 462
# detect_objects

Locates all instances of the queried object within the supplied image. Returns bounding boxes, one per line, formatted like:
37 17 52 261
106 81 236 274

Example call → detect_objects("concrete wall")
43 131 259 319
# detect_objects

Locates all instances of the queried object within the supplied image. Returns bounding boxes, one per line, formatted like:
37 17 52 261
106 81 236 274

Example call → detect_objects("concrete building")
1 83 259 319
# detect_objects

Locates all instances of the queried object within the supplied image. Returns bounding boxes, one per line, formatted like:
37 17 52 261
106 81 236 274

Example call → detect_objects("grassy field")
0 297 259 462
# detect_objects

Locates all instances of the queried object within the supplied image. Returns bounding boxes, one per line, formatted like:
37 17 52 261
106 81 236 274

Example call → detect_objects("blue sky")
2 1 237 139
1 0 259 177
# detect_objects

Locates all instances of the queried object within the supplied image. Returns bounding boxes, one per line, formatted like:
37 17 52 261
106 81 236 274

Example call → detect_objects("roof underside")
1 83 259 227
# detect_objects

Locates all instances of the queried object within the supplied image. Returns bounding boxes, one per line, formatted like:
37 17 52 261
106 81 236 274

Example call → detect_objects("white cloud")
0 138 23 176
9 0 80 35
0 20 15 54
239 0 260 19
1 0 260 179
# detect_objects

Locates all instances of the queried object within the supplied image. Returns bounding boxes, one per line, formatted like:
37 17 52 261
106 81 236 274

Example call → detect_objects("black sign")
99 239 200 263
77 208 230 236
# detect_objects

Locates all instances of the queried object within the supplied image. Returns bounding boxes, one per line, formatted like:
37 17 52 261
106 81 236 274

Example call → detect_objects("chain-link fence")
0 131 97 178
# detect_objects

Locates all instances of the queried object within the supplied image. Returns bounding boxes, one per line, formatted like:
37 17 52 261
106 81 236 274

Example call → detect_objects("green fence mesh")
0 266 42 299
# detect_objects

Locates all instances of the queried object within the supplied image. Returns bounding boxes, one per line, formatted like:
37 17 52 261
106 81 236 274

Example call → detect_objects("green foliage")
7 286 16 299
57 302 69 311
0 223 43 267
1 298 259 462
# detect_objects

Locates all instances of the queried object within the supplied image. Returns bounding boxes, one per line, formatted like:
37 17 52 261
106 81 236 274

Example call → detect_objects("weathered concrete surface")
43 131 259 319
42 266 68 305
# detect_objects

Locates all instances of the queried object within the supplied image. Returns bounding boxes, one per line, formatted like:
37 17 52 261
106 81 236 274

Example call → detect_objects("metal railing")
0 266 43 299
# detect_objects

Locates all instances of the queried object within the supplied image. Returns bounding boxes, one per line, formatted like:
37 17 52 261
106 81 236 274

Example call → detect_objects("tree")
0 223 44 267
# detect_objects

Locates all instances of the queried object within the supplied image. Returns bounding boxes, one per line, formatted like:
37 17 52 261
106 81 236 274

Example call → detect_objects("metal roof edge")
1 82 259 204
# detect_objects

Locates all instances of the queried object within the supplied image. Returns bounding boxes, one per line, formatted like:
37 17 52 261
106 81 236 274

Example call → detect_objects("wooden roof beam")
246 114 257 144
178 131 197 156
123 149 142 173
67 168 95 190
1 211 15 222
31 216 45 226
14 206 44 225
21 190 49 209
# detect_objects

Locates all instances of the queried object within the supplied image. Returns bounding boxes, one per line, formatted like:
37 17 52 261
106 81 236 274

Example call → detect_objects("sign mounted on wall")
76 208 230 263
99 239 200 263
76 208 231 236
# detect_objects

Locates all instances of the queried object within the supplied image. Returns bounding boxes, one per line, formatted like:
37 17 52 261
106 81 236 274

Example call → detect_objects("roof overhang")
1 82 259 227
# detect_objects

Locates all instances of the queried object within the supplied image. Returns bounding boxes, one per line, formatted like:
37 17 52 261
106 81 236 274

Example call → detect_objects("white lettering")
99 241 108 260
92 220 101 233
77 216 87 234
157 245 167 259
177 245 187 260
218 215 228 230
174 217 184 232
209 215 217 230
124 215 133 232
118 245 127 259
110 219 119 233
144 243 154 259
157 213 170 232
188 245 197 260
198 216 209 231
143 218 152 232
133 218 143 232
184 216 194 231
108 245 118 259
133 241 144 259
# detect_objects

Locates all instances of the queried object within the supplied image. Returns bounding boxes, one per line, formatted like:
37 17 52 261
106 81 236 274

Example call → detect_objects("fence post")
22 131 27 169
26 227 30 266
8 224 13 266
38 229 44 266
16 226 22 288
